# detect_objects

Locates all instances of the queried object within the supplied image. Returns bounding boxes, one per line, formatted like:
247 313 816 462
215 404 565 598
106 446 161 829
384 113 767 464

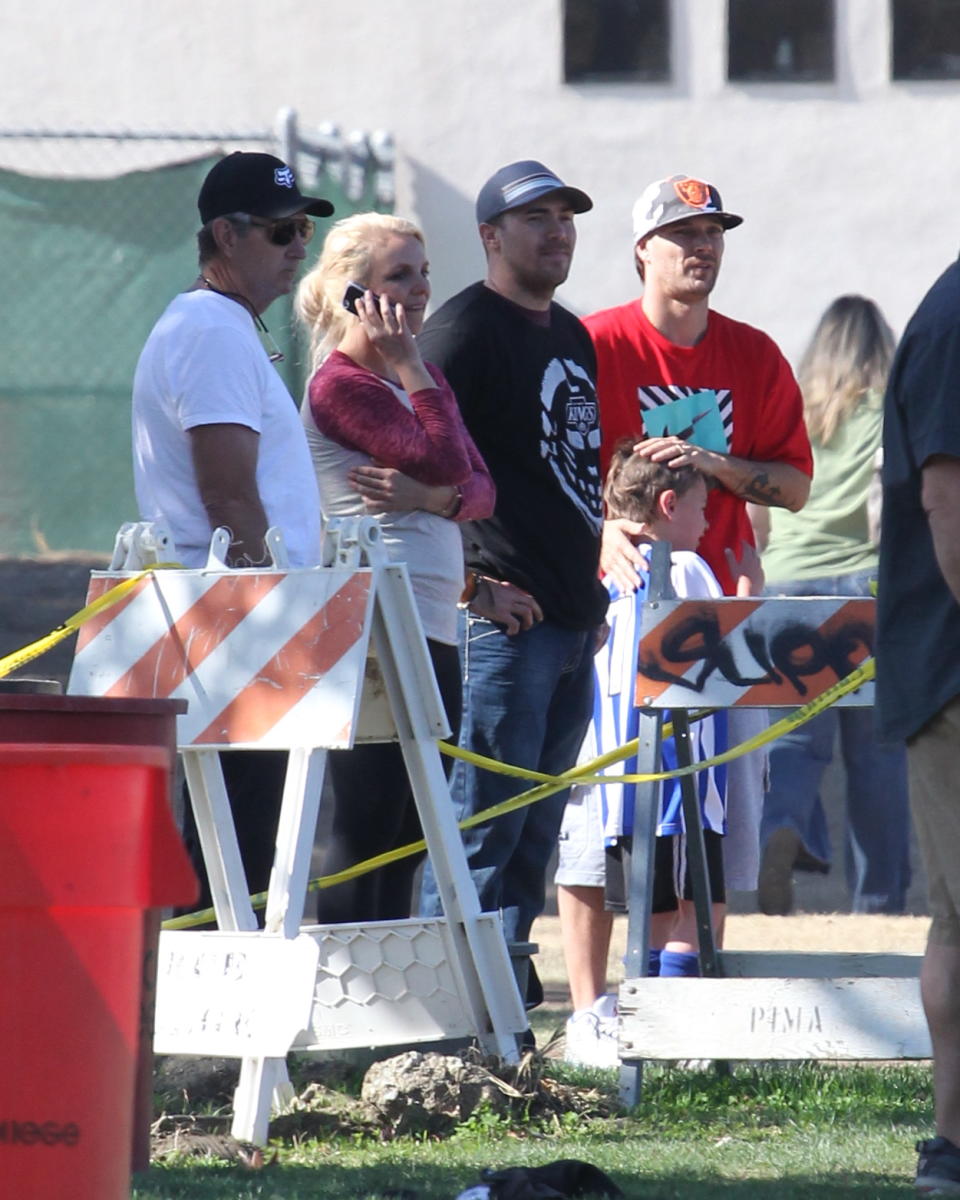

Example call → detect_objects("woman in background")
754 295 910 915
295 213 494 923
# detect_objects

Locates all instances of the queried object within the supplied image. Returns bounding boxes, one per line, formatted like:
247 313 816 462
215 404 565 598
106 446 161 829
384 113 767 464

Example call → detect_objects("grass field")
135 1061 929 1198
133 914 933 1198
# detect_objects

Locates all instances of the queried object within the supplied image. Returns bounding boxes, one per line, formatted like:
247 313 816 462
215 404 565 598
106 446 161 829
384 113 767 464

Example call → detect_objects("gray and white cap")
632 174 742 244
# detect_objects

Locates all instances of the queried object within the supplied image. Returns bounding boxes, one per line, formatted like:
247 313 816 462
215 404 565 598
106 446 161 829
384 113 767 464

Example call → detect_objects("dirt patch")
151 1048 616 1159
722 912 928 953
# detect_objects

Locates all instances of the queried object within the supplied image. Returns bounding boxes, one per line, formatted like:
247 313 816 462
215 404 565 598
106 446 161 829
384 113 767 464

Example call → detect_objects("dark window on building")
728 0 835 82
564 0 670 83
893 0 960 80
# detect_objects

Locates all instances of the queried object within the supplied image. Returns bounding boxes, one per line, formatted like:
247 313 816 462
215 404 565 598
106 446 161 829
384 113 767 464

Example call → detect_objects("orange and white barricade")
68 519 526 1144
614 544 925 1101
633 594 875 711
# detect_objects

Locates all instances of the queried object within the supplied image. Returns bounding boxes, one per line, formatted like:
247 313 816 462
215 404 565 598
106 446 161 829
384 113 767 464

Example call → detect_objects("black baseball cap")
475 159 592 225
198 152 334 225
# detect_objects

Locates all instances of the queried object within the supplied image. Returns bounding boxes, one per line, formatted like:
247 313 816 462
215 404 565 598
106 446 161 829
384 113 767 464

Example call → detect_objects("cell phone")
343 281 378 316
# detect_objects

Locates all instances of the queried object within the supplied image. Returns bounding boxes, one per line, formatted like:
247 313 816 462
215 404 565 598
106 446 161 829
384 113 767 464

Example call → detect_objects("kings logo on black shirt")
538 357 602 532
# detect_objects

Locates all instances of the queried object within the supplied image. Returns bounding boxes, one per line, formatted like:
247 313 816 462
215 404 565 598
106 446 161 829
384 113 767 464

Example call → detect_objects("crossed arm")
309 359 496 522
349 435 494 522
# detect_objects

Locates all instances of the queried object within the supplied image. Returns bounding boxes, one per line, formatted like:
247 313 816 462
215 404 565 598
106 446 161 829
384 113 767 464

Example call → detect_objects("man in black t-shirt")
417 161 608 961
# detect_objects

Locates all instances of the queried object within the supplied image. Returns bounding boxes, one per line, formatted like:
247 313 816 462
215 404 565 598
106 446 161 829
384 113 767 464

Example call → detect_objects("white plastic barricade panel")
69 567 376 749
635 596 874 709
293 915 517 1052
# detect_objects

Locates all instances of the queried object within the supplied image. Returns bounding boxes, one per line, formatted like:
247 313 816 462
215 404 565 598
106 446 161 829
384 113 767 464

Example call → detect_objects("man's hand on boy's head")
725 539 764 597
633 434 719 476
601 518 647 593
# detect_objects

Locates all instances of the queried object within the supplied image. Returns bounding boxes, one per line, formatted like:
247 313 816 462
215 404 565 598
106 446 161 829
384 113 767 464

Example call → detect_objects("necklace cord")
199 276 284 362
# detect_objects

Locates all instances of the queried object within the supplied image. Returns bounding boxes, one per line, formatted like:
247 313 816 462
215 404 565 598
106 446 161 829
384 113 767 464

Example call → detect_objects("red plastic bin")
0 743 197 1200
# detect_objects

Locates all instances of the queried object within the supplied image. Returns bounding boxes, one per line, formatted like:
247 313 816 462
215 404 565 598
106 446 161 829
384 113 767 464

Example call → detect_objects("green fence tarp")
0 154 384 555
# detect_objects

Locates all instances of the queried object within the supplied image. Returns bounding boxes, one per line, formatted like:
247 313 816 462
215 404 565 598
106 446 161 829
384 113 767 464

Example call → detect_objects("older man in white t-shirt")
132 152 333 912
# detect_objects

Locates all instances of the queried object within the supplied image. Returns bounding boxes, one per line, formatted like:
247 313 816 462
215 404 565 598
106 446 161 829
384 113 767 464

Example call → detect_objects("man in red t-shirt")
587 173 812 595
556 177 813 1064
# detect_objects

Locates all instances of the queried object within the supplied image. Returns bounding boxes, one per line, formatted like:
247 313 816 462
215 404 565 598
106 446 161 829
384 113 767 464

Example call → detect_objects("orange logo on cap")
674 178 711 209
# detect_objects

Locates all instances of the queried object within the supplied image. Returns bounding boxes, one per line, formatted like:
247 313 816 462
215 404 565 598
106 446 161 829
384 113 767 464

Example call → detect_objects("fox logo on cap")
274 166 295 189
674 178 715 210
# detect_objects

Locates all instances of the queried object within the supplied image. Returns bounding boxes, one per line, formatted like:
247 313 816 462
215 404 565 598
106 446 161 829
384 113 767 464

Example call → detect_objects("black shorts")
604 830 726 914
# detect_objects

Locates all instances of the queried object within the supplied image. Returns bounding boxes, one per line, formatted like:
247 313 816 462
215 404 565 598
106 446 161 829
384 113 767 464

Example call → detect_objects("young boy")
557 439 762 1068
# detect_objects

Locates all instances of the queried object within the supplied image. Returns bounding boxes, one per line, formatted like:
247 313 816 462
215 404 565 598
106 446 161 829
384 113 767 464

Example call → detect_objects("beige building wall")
4 0 959 359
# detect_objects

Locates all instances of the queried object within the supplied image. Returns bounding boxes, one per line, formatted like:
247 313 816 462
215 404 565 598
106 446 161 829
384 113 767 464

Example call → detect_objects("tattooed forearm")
740 471 784 506
702 453 810 511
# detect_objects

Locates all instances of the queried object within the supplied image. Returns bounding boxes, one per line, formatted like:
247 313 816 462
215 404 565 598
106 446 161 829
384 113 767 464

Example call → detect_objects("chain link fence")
0 109 393 556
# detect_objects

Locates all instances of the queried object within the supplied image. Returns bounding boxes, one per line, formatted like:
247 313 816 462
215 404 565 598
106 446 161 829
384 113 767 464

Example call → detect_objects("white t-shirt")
132 290 321 568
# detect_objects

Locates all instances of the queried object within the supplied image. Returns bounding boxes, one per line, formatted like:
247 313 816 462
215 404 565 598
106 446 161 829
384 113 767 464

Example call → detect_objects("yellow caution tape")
163 660 875 930
437 659 873 787
0 563 182 680
3 562 876 931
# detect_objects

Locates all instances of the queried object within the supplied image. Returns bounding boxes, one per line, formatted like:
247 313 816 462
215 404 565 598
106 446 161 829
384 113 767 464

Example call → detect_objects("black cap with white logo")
198 152 334 224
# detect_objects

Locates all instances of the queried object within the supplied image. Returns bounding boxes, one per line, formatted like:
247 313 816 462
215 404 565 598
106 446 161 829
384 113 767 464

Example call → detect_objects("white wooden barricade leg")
68 519 526 1147
264 747 328 939
614 547 925 1100
180 749 258 932
233 747 329 1138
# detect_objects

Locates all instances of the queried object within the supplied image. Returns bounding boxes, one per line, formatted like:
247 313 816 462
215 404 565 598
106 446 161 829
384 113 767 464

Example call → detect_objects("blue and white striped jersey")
582 548 728 842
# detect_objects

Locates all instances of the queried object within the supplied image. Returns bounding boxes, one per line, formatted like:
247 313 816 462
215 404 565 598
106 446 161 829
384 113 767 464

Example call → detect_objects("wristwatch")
458 570 481 608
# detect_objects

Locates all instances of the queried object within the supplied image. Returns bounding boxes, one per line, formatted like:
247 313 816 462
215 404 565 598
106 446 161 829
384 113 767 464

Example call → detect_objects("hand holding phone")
343 281 388 316
341 281 430 385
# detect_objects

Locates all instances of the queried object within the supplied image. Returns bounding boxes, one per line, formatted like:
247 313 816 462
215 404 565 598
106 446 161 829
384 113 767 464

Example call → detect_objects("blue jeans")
419 612 596 944
760 568 911 913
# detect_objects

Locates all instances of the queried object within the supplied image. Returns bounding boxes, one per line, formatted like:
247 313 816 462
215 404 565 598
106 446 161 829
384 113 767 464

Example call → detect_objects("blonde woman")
756 295 909 916
295 213 494 923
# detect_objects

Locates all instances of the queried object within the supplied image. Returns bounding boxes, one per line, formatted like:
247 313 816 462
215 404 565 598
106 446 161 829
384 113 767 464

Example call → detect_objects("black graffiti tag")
639 609 873 697
768 620 873 694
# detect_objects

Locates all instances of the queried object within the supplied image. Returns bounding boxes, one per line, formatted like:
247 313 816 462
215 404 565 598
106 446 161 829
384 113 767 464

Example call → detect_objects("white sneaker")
564 994 619 1069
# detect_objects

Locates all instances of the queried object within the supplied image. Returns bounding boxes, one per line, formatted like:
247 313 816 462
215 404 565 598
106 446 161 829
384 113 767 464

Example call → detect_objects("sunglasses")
246 215 316 246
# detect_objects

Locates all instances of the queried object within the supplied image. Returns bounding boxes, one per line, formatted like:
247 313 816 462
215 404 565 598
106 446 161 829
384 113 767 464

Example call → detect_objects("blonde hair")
798 295 896 445
294 212 425 372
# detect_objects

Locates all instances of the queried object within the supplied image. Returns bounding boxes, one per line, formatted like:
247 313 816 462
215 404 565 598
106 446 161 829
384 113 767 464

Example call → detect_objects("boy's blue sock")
659 950 700 977
647 949 662 977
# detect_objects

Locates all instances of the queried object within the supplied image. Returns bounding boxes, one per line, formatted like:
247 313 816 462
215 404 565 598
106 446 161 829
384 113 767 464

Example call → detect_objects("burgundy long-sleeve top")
306 350 494 519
